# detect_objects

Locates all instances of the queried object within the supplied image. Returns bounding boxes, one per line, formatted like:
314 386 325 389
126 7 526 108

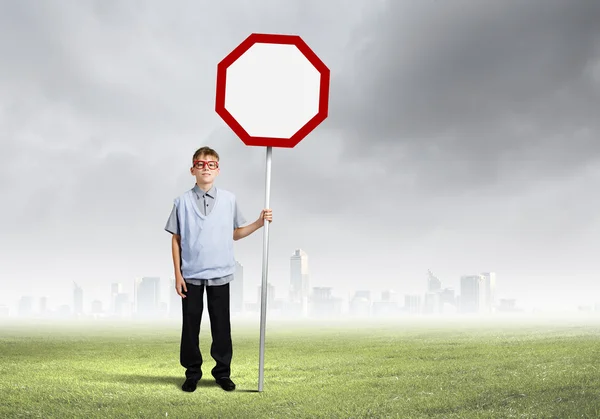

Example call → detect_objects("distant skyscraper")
230 260 244 313
427 270 442 293
290 249 310 316
110 283 122 313
423 292 441 314
111 283 122 294
460 275 484 313
73 282 83 316
480 272 496 313
135 277 161 317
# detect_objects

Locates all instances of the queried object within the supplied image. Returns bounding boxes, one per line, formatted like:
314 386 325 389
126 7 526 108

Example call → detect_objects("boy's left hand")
258 208 272 223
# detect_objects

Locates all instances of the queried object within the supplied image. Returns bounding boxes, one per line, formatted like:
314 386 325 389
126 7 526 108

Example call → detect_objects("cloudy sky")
1 0 600 313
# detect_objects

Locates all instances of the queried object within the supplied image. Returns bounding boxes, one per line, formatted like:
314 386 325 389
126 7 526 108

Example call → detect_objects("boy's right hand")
175 276 188 298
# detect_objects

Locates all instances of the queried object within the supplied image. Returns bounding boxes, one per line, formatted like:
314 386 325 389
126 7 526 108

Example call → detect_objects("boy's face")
190 154 220 186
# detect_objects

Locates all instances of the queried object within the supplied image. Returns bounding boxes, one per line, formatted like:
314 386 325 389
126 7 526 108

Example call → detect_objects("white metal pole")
258 146 272 392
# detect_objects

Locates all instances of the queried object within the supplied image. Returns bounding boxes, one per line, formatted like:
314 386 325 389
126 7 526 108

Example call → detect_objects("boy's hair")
192 146 220 162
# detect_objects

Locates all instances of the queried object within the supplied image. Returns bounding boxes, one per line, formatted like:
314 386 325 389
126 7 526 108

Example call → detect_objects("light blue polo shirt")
165 184 246 286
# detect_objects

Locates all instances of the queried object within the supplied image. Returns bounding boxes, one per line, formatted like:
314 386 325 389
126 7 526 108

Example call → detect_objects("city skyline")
3 248 600 320
1 1 600 314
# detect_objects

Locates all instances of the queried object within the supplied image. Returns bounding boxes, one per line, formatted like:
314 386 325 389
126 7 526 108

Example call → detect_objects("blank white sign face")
224 43 322 139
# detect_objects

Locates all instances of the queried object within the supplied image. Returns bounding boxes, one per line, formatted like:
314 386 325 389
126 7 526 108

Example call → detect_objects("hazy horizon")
2 1 600 316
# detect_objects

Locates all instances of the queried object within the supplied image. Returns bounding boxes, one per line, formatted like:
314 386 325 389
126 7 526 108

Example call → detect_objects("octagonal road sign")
215 33 330 148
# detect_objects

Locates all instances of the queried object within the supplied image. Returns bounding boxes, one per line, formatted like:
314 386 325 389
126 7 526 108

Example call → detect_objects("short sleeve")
234 200 247 229
164 204 180 235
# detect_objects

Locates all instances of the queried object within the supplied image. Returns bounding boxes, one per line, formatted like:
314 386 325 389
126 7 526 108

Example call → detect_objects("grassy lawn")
1 317 600 418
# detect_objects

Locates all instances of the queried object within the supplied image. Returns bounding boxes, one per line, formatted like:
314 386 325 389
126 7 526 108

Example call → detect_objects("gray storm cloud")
332 0 600 192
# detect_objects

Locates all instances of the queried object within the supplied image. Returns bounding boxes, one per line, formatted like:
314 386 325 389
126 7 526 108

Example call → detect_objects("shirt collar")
193 184 215 198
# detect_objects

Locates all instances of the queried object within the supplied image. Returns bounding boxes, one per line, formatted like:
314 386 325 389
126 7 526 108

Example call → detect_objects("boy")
164 146 272 392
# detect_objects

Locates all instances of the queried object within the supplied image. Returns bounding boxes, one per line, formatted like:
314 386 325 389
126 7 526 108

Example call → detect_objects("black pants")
180 282 232 380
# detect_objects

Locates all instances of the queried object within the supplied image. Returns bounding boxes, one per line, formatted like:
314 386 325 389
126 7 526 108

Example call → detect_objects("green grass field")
1 317 600 418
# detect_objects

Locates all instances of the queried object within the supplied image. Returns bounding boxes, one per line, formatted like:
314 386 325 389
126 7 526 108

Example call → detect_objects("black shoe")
215 377 236 391
182 378 199 392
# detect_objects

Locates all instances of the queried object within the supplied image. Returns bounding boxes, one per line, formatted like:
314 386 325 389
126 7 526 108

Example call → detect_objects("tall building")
290 249 310 317
460 275 484 313
423 292 441 314
427 270 442 293
230 260 244 313
110 283 122 314
135 277 161 317
480 272 496 313
73 282 83 317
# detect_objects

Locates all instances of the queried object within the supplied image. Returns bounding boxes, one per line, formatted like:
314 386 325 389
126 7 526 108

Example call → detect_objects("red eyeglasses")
193 160 219 170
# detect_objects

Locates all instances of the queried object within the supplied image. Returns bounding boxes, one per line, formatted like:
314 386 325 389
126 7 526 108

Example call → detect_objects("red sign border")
215 33 330 148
